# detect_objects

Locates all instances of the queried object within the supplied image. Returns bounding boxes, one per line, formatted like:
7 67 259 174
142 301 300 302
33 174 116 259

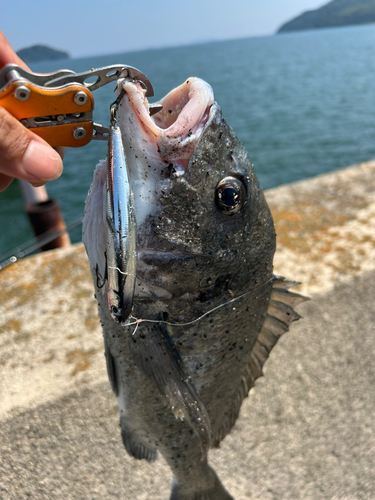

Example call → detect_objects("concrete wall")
1 161 374 499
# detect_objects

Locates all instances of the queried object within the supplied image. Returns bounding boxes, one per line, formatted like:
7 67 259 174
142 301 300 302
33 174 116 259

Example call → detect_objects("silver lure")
106 115 136 324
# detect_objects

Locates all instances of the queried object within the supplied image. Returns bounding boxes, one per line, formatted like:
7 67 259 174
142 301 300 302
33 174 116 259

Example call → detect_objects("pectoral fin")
104 336 118 397
126 321 211 458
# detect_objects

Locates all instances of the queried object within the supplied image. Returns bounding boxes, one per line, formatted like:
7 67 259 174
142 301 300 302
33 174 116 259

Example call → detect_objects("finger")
0 107 63 185
0 173 14 192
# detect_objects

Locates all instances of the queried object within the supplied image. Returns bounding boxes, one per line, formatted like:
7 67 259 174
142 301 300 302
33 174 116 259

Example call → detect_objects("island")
277 0 375 33
16 44 70 64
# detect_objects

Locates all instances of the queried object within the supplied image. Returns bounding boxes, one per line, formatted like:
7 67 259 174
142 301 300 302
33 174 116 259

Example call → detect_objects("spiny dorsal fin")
272 275 302 289
212 276 309 447
248 276 309 385
267 300 301 326
271 288 308 308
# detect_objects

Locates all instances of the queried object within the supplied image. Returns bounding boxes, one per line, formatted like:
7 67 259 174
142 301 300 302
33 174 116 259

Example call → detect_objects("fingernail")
29 181 46 188
22 140 63 181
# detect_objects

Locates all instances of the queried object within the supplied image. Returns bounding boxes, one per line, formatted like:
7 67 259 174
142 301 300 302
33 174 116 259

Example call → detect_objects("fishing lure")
106 90 137 323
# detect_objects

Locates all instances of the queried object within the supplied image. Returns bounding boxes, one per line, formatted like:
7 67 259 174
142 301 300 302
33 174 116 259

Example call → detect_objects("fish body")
83 78 306 500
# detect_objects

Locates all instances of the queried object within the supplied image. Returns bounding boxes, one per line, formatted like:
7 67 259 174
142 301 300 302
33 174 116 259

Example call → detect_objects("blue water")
2 24 375 256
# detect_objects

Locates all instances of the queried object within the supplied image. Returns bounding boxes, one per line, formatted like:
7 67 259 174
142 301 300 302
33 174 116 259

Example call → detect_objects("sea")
2 24 375 258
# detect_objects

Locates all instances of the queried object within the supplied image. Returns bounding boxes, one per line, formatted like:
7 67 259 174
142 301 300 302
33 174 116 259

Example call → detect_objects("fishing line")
0 218 83 270
107 266 136 278
123 275 275 333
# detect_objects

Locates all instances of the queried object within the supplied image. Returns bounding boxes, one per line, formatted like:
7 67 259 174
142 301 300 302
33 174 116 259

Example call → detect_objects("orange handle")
0 80 94 147
28 122 93 148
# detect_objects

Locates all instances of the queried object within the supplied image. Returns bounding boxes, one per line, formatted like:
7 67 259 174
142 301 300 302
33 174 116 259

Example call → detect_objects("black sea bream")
83 77 307 500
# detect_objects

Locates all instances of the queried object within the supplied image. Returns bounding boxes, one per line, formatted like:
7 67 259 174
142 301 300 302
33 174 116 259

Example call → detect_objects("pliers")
0 63 154 147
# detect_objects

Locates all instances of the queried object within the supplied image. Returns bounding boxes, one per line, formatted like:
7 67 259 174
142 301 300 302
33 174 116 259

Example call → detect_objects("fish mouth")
120 77 214 172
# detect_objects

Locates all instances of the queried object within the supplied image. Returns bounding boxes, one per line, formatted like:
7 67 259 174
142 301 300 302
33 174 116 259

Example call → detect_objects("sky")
2 0 328 58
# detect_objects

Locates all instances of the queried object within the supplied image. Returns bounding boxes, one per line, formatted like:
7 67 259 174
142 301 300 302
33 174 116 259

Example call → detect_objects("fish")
82 76 308 500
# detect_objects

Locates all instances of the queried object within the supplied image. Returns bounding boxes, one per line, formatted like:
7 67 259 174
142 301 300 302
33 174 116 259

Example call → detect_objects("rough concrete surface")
1 161 375 499
267 160 375 296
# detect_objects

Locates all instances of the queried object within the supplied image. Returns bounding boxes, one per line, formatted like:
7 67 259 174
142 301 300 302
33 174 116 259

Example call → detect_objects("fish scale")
83 77 308 500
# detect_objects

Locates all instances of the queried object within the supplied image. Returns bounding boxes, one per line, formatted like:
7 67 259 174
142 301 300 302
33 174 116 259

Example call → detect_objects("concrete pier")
1 161 375 499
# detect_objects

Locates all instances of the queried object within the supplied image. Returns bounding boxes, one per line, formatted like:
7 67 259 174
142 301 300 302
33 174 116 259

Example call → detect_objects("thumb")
0 106 63 190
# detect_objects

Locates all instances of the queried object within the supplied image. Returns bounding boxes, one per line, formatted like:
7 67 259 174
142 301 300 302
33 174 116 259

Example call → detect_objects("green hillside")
16 45 70 64
278 0 375 33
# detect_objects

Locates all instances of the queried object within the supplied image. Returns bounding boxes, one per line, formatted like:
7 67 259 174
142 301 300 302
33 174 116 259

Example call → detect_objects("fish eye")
215 177 246 215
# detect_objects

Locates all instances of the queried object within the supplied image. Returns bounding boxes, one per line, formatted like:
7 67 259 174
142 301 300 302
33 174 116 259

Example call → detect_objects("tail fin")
170 465 233 500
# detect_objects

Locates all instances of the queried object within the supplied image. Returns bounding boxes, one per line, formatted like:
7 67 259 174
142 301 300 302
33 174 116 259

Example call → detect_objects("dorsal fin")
212 276 309 447
248 276 308 388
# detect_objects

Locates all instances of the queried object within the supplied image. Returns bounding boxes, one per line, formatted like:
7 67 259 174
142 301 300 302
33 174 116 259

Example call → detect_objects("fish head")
116 77 276 323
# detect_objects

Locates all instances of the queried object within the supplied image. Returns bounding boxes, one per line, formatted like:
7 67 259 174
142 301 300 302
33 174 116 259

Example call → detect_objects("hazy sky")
2 0 327 58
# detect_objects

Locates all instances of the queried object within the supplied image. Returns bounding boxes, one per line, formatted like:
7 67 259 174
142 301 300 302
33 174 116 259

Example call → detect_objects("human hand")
0 30 63 192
